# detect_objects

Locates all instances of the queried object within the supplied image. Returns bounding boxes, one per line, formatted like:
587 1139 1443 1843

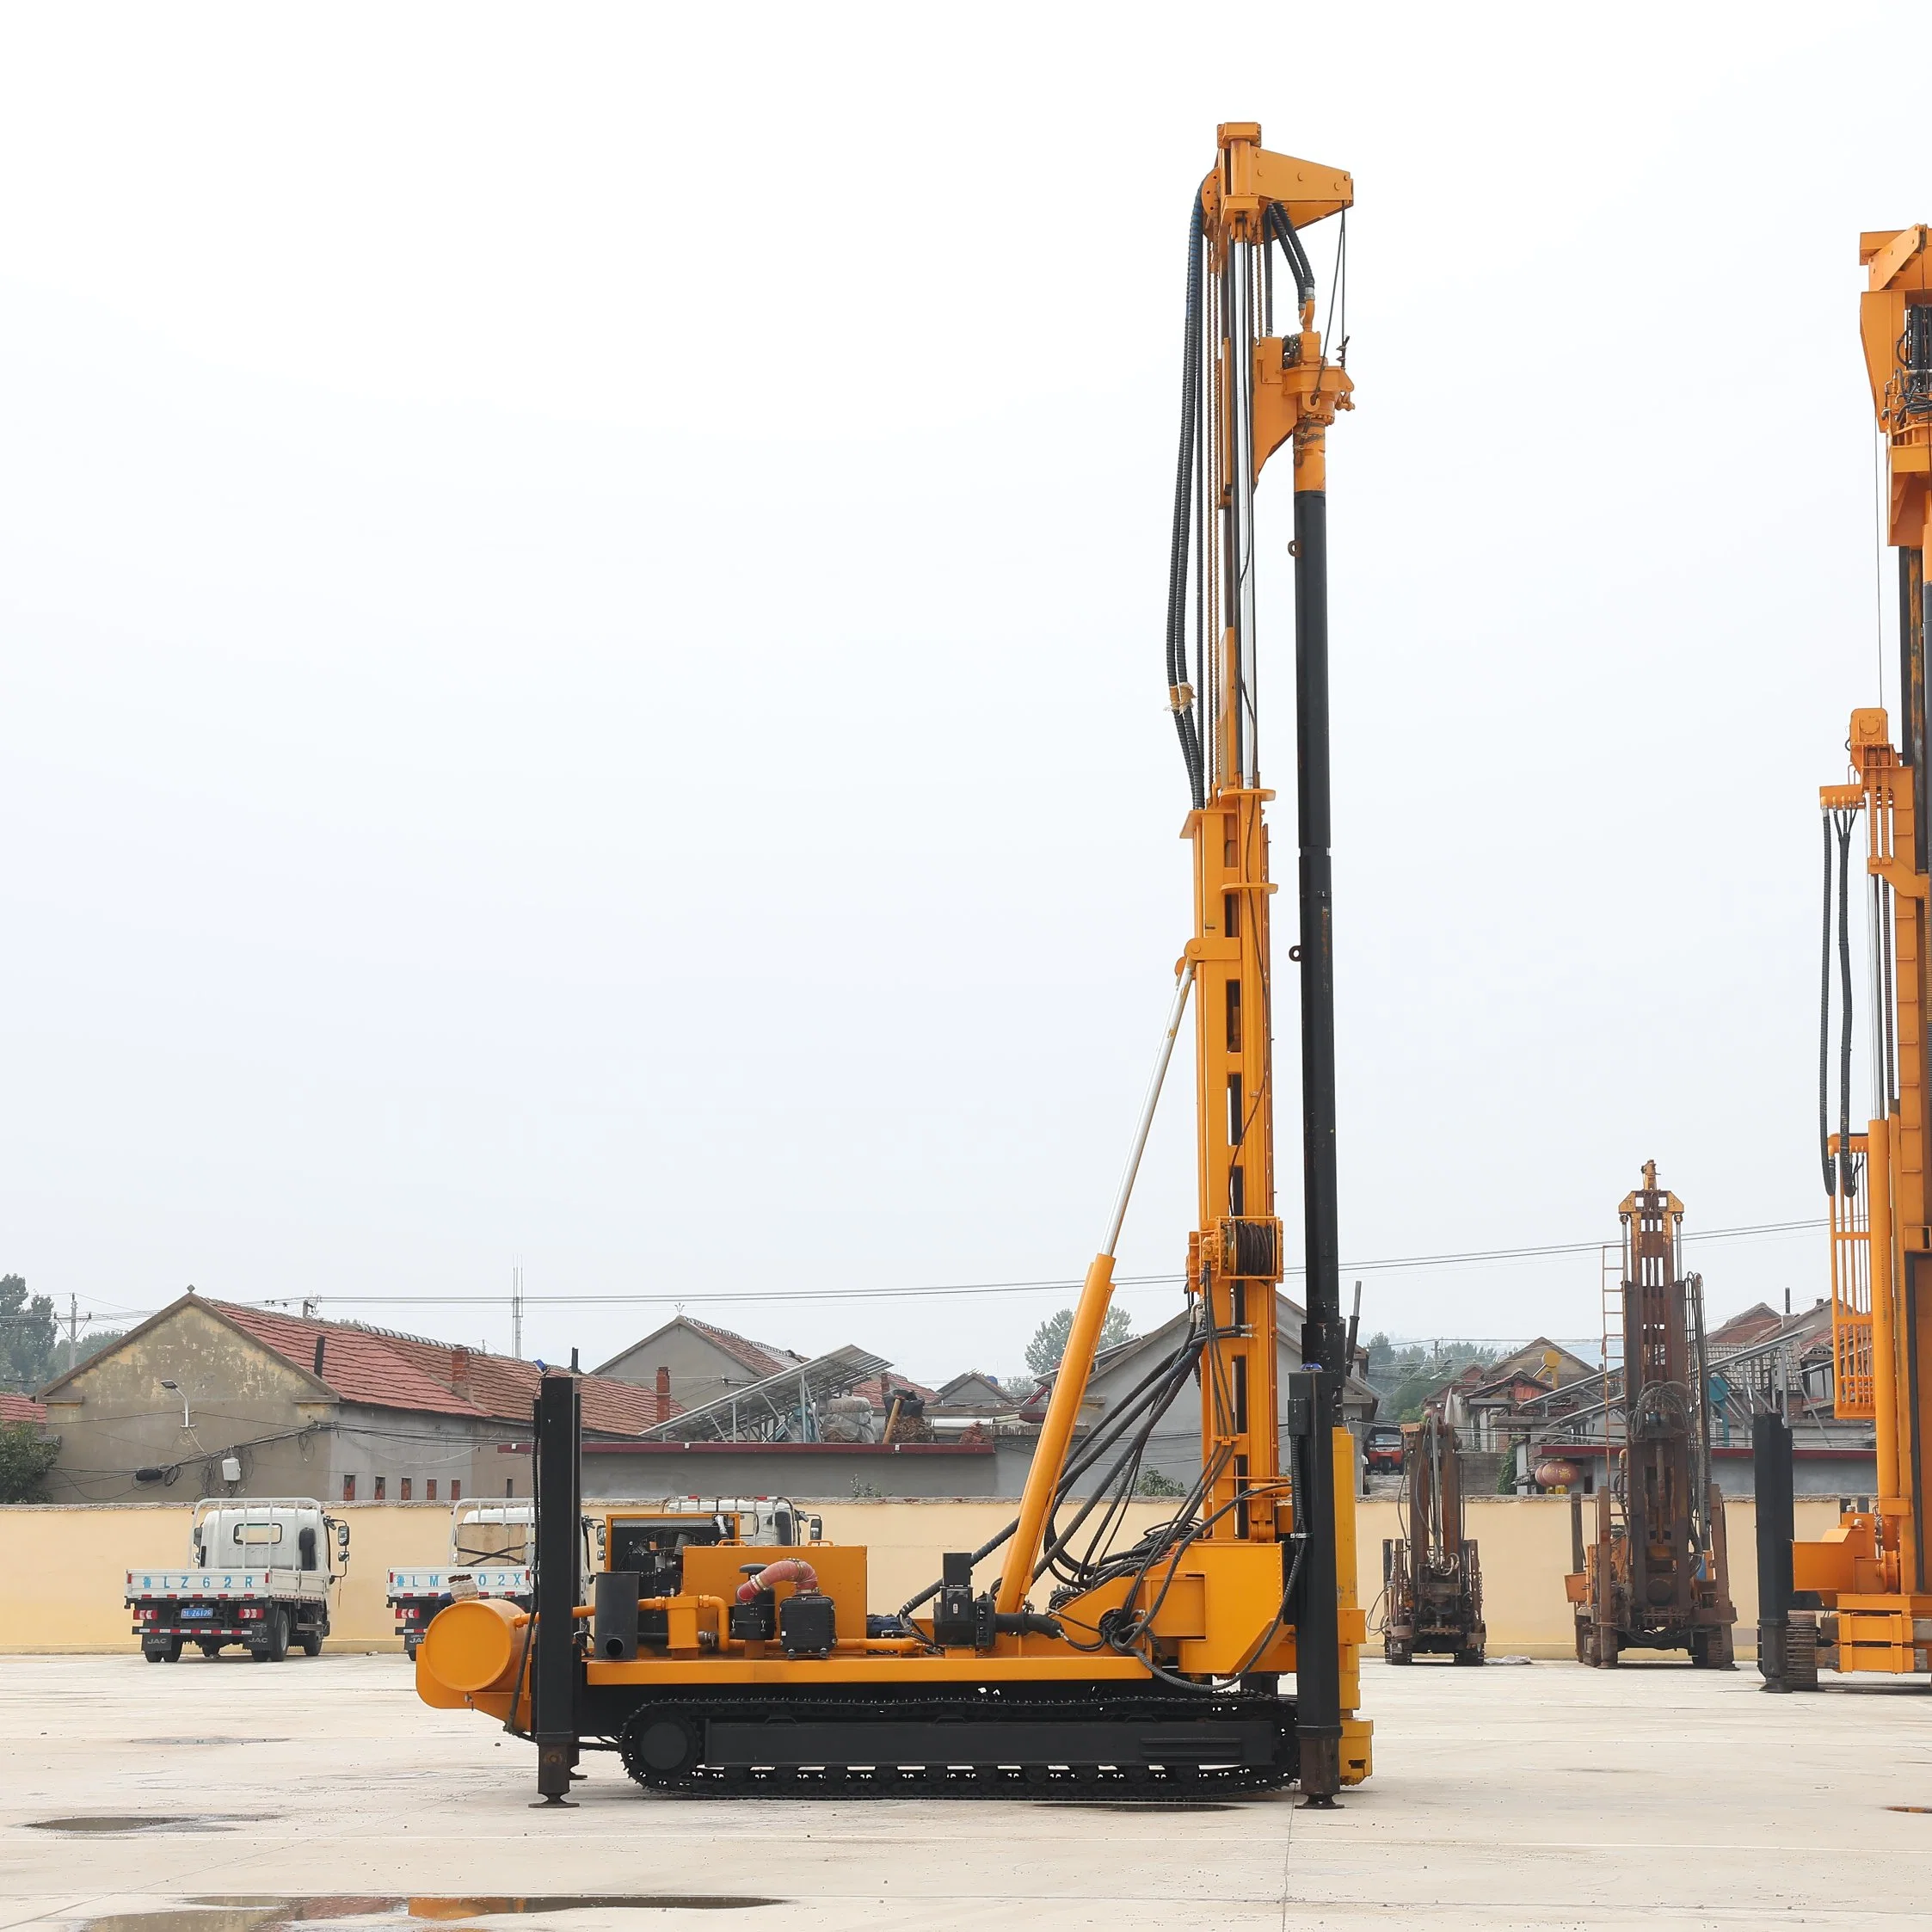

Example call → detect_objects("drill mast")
412 123 1374 1803
1759 225 1932 1686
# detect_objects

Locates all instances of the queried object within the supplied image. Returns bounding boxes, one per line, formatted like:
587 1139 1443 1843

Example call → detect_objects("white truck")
126 1497 348 1663
388 1496 821 1658
387 1501 535 1659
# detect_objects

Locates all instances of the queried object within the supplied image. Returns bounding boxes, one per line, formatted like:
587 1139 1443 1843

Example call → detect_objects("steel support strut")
1752 1410 1794 1689
1292 481 1343 1800
532 1372 582 1801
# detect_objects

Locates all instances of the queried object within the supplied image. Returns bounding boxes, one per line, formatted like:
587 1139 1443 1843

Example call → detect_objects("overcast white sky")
2 3 1920 1382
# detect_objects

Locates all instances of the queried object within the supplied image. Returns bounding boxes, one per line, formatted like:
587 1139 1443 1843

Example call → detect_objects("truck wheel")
199 1641 224 1658
298 1627 323 1657
403 1634 421 1661
144 1639 181 1664
254 1609 289 1662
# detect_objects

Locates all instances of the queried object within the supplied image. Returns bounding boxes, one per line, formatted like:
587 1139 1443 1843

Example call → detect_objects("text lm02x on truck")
126 1497 349 1662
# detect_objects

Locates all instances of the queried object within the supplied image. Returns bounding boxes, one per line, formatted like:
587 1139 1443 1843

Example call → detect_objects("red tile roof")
219 1303 482 1417
679 1317 803 1379
210 1301 666 1436
0 1394 47 1427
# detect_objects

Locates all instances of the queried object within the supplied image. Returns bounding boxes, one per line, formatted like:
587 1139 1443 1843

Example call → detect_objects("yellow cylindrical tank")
418 1595 525 1698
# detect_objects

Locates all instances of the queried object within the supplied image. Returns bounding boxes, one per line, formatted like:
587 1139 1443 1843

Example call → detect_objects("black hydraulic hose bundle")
1265 201 1315 311
1838 810 1855 1191
1820 810 1859 1197
1166 194 1207 808
1820 814 1836 1195
894 1306 1215 1628
1032 1310 1215 1589
1166 197 1315 811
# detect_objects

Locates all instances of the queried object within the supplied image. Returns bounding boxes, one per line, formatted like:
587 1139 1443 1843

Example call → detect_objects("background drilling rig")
1568 1165 1736 1668
1381 1412 1486 1664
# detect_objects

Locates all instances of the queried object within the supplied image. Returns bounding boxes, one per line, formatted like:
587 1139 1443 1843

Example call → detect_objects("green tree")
71 1328 124 1369
1386 1342 1500 1423
0 1277 58 1393
1025 1305 1134 1379
0 1419 59 1503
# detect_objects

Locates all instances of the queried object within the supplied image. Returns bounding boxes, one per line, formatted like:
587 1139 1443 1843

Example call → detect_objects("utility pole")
511 1266 524 1360
66 1295 81 1373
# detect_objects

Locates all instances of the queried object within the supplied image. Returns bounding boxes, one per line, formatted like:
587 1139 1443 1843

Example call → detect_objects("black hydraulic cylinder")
1291 482 1344 1800
1752 1409 1794 1689
1294 486 1347 1385
532 1372 582 1796
1289 1369 1341 1798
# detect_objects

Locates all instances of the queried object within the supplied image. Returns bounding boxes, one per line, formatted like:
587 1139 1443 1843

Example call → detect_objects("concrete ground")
0 1654 1928 1929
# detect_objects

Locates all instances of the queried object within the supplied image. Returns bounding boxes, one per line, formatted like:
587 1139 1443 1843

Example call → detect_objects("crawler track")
612 1687 1296 1796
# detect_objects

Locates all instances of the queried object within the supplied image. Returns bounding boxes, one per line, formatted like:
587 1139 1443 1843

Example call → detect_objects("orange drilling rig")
412 122 1373 1800
1757 225 1932 1689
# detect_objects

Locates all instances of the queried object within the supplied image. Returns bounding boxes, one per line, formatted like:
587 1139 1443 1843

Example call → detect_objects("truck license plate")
181 1607 216 1618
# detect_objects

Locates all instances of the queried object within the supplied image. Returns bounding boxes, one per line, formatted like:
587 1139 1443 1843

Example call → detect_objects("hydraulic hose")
1166 194 1206 808
1837 810 1856 1195
1820 814 1836 1196
1033 1325 1209 1584
895 1307 1213 1622
1266 201 1316 311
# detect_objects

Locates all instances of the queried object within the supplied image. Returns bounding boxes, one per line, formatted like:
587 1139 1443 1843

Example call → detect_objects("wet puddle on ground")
27 1818 266 1836
64 1898 781 1932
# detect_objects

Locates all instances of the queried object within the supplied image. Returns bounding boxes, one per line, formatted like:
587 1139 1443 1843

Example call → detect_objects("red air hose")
735 1558 819 1603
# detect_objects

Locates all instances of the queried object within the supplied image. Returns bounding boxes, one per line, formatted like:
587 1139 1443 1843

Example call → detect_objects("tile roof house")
594 1315 809 1415
932 1372 1018 1411
1504 1294 1874 1500
35 1291 657 1505
1705 1301 1791 1351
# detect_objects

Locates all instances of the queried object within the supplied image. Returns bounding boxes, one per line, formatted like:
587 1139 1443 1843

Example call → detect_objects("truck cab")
129 1497 348 1662
388 1502 538 1659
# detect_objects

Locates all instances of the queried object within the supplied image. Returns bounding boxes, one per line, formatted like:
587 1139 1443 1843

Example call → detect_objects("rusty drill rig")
1381 1413 1486 1664
1567 1165 1736 1668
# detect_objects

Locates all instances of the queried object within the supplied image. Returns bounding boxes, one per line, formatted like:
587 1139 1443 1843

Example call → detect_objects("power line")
58 1213 1824 1324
